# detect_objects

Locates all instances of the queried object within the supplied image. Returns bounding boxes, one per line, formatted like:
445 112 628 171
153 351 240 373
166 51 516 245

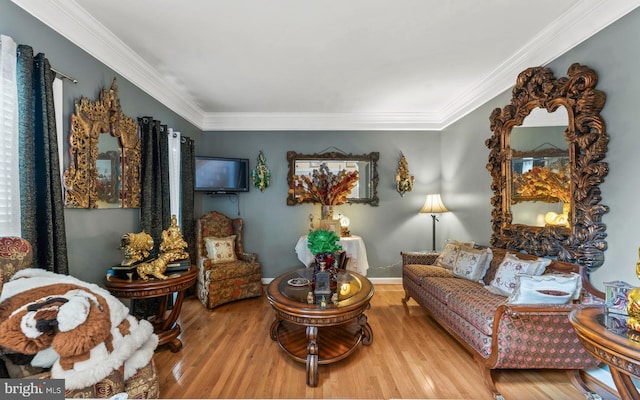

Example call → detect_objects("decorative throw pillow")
204 235 237 264
453 247 493 283
486 253 552 296
435 242 472 269
507 273 582 304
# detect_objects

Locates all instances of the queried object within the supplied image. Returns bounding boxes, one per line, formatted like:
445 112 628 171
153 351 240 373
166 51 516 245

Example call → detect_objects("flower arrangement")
289 163 359 205
513 165 570 203
307 229 343 255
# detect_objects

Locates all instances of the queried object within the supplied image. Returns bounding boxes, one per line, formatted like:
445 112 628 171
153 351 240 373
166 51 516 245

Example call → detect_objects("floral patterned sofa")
401 244 605 400
0 236 160 399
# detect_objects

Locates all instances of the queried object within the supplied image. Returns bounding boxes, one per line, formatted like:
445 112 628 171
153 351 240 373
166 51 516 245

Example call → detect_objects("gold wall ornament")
395 153 414 197
251 150 271 192
159 215 189 262
120 231 154 266
486 63 609 272
64 78 141 208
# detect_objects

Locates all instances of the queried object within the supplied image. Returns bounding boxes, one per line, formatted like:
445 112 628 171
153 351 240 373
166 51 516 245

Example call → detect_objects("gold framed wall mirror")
64 78 141 208
486 64 609 271
286 151 380 206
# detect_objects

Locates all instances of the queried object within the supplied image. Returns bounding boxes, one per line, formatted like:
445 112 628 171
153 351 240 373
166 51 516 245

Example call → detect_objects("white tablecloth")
295 234 369 276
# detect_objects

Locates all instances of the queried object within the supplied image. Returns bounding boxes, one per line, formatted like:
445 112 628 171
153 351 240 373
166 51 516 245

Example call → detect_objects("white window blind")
168 128 181 226
0 34 20 236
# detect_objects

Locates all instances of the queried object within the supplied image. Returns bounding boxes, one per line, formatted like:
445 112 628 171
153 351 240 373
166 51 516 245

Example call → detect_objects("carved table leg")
306 326 319 387
358 313 374 345
611 369 640 400
270 318 282 341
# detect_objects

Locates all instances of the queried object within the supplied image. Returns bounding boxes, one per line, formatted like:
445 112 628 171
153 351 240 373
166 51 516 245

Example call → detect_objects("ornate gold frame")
486 63 608 271
64 79 141 208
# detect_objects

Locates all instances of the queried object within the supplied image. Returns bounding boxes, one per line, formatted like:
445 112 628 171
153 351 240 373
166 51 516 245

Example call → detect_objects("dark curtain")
16 45 68 274
139 117 171 252
180 137 195 264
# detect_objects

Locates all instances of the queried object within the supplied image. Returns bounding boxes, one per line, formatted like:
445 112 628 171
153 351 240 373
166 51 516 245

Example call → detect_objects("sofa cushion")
403 264 454 284
507 273 582 305
420 276 488 305
435 242 467 269
453 247 493 283
486 253 552 296
447 290 507 336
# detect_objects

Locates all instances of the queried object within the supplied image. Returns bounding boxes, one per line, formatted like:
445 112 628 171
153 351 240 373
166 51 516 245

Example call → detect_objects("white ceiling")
12 0 640 131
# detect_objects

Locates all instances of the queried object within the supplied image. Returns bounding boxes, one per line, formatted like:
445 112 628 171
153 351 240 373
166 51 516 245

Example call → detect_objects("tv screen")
194 156 249 193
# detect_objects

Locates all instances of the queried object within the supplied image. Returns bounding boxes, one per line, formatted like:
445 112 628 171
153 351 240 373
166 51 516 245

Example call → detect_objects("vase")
321 205 334 220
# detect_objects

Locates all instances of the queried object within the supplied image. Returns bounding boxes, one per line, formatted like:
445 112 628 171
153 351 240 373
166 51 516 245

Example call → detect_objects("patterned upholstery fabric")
196 211 263 309
0 237 33 296
401 247 601 396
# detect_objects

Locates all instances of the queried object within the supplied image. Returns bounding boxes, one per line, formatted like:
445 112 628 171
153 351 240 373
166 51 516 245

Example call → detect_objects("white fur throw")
0 269 158 390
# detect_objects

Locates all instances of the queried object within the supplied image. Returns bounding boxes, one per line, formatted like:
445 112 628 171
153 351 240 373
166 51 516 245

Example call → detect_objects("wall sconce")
395 153 414 197
251 150 270 192
419 194 449 252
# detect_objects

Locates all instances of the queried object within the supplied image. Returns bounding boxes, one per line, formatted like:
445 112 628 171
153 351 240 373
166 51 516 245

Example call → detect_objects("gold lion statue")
136 252 173 280
120 231 154 266
627 247 640 331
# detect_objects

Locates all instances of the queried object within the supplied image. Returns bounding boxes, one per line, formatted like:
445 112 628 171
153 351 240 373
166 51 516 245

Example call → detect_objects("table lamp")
419 194 448 252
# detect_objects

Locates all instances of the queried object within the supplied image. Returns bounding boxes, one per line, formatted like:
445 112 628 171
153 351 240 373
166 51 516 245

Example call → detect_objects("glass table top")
276 268 363 306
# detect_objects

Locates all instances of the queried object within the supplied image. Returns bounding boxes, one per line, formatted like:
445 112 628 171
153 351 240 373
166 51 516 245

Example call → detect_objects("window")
0 35 20 236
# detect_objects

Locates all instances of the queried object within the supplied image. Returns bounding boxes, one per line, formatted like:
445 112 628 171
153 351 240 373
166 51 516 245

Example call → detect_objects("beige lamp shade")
419 194 448 214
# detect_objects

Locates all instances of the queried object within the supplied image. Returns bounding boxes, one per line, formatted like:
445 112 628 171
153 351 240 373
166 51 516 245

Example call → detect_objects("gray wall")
195 131 442 279
4 1 640 290
0 1 200 285
443 7 640 291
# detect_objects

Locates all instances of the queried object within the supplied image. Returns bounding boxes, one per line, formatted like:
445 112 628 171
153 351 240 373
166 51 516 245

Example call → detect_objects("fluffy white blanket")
0 269 158 390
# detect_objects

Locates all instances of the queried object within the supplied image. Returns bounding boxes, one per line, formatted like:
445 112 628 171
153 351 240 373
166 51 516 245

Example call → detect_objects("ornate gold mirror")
486 64 608 271
64 79 141 208
286 151 379 206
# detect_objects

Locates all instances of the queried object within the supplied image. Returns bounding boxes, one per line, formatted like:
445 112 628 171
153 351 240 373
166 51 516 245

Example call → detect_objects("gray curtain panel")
180 136 195 264
16 45 68 274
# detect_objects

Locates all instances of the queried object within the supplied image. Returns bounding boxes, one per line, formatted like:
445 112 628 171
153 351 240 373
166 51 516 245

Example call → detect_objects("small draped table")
295 234 369 276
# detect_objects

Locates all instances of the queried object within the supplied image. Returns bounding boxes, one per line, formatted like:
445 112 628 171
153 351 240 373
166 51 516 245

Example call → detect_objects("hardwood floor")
152 284 593 399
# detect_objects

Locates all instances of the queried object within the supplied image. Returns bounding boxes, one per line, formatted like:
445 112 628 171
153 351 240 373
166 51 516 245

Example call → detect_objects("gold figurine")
628 248 640 331
159 215 189 263
136 252 172 280
120 231 154 266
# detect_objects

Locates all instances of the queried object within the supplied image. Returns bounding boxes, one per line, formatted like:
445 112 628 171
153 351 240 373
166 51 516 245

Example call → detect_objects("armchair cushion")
204 235 237 263
0 237 33 296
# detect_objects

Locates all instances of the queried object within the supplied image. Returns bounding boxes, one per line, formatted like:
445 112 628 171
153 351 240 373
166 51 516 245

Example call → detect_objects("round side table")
104 267 197 352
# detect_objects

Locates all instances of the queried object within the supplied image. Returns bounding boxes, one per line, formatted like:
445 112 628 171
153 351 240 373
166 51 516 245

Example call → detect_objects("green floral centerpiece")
307 229 342 255
307 229 342 285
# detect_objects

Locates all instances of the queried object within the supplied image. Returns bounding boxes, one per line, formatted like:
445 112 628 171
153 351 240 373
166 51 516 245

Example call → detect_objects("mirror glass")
510 107 569 226
64 79 141 208
287 151 379 206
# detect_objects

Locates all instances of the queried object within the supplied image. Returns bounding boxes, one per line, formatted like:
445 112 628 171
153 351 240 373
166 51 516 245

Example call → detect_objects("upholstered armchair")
196 211 263 309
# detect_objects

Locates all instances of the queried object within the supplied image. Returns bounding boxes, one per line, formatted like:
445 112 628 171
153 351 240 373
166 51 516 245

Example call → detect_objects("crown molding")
12 0 640 132
11 0 205 129
201 112 442 131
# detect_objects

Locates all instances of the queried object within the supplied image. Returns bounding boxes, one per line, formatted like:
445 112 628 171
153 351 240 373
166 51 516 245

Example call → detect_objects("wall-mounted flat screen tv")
194 156 250 193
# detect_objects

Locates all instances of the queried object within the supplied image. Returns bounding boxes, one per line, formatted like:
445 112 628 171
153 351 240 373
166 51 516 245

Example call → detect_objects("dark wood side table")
570 305 640 400
104 267 197 352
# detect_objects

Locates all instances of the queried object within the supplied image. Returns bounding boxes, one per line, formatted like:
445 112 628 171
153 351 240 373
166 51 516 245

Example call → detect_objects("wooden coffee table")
104 267 197 352
267 268 374 387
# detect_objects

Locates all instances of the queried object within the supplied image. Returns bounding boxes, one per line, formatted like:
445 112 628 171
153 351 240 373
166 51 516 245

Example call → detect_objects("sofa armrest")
487 304 599 369
401 251 439 266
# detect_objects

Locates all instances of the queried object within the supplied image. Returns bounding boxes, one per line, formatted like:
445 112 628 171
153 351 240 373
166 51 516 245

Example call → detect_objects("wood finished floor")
152 284 592 399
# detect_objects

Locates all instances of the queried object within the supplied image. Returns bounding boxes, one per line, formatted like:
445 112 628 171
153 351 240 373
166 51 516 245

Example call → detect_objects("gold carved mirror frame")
486 64 609 271
64 79 141 208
